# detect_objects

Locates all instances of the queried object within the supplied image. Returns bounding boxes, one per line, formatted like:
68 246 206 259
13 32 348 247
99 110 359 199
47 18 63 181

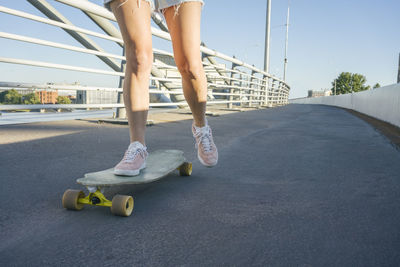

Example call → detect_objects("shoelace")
194 126 213 153
122 147 146 162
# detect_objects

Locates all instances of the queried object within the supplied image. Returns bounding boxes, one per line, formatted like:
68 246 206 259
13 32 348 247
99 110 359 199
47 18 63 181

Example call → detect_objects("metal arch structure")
0 1 290 113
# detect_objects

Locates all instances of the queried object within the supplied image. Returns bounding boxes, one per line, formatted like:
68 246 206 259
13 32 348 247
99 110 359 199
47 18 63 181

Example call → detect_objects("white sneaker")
192 122 218 167
114 141 148 176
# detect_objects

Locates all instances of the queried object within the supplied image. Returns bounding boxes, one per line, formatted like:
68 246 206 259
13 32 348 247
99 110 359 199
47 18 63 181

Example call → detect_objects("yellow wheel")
179 162 192 176
62 189 85 211
111 195 134 217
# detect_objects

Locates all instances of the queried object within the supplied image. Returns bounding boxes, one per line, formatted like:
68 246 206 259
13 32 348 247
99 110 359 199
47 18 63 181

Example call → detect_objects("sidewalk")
97 105 263 125
0 105 261 144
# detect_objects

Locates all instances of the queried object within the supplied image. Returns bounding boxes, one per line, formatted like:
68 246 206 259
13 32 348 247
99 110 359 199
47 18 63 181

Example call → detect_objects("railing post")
282 83 285 105
116 46 126 119
261 76 265 106
284 86 288 104
278 81 281 106
277 80 280 106
249 69 256 107
239 72 243 107
271 79 276 107
257 76 261 106
263 75 269 107
201 50 215 102
228 58 238 109
286 85 289 104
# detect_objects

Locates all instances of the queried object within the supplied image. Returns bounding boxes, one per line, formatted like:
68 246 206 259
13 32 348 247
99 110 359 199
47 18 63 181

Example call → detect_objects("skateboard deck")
77 150 186 186
62 149 192 217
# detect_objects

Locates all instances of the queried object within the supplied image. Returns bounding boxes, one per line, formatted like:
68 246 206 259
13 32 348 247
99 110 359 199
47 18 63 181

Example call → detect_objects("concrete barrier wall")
290 83 400 128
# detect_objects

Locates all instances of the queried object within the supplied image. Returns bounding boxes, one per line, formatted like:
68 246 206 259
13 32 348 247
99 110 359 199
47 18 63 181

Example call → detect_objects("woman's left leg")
163 2 218 167
163 1 207 127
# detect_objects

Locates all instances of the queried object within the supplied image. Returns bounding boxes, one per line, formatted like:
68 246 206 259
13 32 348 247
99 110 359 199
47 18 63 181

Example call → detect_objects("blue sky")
1 0 399 98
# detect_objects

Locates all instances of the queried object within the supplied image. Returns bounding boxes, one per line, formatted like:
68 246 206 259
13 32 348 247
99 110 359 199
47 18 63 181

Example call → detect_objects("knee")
125 46 153 75
176 59 203 80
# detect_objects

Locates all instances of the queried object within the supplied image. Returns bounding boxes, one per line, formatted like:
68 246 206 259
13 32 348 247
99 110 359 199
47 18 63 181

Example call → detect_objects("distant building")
16 89 36 96
76 90 118 104
35 90 58 104
0 83 79 104
3 89 58 103
308 89 332 98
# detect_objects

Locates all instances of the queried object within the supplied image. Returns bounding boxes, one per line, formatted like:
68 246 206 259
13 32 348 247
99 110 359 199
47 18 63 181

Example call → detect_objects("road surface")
1 104 399 266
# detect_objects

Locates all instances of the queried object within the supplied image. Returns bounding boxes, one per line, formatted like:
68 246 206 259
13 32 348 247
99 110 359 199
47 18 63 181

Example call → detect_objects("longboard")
62 150 192 217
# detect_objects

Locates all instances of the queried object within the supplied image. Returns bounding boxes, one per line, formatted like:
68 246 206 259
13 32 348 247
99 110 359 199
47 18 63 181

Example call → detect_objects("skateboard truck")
79 187 112 207
62 187 133 216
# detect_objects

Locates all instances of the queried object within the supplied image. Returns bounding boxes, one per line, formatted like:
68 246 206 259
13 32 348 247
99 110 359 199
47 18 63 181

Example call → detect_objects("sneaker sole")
198 153 217 168
113 162 146 176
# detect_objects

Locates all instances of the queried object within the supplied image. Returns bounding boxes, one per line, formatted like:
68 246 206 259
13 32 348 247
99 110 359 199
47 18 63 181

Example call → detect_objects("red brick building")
35 90 58 104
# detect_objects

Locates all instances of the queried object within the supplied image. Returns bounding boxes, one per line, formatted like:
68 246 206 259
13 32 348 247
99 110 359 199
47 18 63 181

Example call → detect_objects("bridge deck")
1 104 399 266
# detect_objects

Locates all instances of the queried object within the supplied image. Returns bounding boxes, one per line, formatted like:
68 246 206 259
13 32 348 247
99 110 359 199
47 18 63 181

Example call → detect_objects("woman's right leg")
111 0 152 176
111 0 153 146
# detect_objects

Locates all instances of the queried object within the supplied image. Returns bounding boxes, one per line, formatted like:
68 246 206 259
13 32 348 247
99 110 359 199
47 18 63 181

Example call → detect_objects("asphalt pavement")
1 104 399 266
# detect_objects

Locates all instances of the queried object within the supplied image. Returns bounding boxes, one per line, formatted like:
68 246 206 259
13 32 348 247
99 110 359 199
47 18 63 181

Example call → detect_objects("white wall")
290 83 400 128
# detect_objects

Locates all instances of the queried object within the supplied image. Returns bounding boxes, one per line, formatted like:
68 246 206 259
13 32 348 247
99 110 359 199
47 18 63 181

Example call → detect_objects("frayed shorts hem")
104 0 204 14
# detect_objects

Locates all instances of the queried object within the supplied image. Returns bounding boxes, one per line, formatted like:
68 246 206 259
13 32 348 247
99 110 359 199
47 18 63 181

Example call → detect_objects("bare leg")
111 0 153 145
163 2 207 127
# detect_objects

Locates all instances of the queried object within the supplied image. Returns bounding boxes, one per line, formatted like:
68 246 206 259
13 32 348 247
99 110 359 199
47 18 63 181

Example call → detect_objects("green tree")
0 90 7 103
373 83 381 89
23 93 41 104
56 96 71 104
331 72 370 95
2 89 22 104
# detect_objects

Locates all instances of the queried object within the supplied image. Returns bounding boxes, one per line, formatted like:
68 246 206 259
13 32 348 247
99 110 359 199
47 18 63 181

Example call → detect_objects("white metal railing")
0 1 290 114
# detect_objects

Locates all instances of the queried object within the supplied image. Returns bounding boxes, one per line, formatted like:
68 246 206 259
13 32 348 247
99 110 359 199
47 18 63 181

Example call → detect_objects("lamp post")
397 53 400 83
264 0 271 73
283 1 290 81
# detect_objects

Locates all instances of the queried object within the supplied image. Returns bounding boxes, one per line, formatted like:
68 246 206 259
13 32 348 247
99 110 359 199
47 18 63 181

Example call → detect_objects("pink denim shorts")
104 0 204 14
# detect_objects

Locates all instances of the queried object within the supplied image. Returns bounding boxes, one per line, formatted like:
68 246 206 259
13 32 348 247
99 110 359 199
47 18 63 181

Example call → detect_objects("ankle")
130 140 146 147
193 118 208 128
129 140 147 150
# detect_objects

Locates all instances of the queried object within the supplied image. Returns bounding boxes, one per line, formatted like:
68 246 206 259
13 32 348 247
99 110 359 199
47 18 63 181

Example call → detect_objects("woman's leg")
163 2 218 167
111 0 153 145
163 2 207 127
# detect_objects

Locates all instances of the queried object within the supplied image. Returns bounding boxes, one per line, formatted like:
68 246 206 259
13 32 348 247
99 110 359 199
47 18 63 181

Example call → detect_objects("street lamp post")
397 52 400 83
283 1 290 81
264 0 271 73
